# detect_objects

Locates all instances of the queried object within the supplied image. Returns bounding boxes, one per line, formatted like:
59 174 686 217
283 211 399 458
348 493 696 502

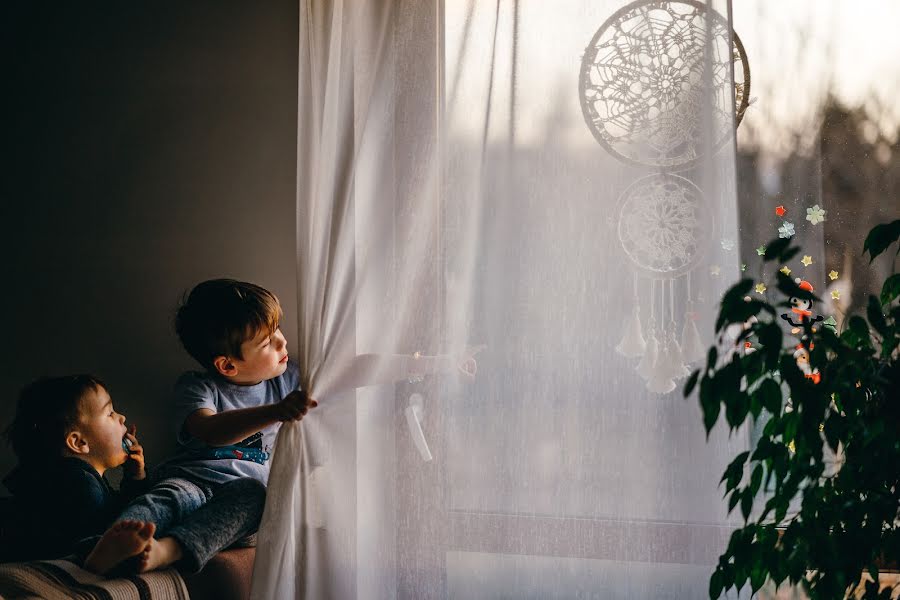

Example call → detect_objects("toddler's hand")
122 424 146 480
272 390 318 422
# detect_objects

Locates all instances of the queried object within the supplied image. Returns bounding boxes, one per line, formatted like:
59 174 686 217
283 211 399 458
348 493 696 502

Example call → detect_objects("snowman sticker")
780 279 824 335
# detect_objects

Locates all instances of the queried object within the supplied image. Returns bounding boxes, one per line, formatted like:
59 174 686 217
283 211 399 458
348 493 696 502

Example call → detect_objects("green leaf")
700 375 721 435
750 562 767 593
881 273 900 306
721 450 750 490
823 416 844 453
741 489 753 521
709 569 724 600
763 237 792 262
706 346 719 371
780 247 801 263
716 299 774 334
755 378 783 415
756 323 784 371
775 272 819 303
715 279 755 332
848 315 870 339
862 219 900 263
867 295 889 336
684 369 700 397
750 463 763 496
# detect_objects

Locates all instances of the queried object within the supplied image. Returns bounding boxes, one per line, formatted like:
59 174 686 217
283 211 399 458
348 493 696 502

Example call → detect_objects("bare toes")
138 522 156 540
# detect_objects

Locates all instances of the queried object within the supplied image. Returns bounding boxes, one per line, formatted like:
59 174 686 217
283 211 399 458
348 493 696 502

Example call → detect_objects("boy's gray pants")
82 476 265 573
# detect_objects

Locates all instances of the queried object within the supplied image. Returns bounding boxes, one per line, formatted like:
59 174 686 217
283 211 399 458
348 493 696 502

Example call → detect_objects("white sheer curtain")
252 1 751 598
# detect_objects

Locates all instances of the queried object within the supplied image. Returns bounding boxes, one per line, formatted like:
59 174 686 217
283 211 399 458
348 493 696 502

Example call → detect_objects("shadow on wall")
0 0 299 480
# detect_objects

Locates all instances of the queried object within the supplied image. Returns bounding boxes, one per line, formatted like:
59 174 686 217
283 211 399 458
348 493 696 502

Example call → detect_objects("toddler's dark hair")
4 375 105 465
175 279 283 370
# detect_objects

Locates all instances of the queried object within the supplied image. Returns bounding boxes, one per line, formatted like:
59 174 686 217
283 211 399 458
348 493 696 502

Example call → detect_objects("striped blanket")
0 558 188 600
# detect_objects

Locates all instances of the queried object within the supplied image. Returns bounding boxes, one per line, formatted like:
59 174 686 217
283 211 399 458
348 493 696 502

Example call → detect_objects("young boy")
158 278 316 489
162 277 476 486
2 375 265 575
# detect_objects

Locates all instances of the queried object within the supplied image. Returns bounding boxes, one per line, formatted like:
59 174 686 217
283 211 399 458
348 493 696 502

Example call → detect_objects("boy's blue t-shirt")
162 361 301 486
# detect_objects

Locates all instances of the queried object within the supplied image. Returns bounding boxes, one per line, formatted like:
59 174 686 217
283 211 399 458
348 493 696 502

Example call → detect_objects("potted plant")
686 220 900 599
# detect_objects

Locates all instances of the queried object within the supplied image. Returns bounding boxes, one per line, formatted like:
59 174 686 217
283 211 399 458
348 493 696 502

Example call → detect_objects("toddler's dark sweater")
1 457 147 562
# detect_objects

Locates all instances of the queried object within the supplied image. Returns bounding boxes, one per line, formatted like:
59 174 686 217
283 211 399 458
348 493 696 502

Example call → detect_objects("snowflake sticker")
806 205 826 225
778 222 795 239
801 255 813 267
721 238 735 251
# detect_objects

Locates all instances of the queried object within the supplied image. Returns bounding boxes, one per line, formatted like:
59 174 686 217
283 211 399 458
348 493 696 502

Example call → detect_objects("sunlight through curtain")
251 1 752 597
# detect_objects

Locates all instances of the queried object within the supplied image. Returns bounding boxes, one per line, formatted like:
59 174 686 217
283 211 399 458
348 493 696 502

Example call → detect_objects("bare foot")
139 536 184 573
84 520 156 575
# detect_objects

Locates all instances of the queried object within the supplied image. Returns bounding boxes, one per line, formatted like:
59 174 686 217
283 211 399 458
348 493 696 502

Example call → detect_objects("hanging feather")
680 315 705 364
665 327 690 379
616 306 646 357
636 322 658 380
646 334 676 394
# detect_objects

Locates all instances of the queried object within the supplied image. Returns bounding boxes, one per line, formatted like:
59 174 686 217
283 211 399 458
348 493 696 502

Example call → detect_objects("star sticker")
755 283 767 294
741 263 747 272
775 205 786 217
780 266 791 276
831 290 841 300
710 264 721 276
756 246 766 256
801 255 813 267
828 270 839 280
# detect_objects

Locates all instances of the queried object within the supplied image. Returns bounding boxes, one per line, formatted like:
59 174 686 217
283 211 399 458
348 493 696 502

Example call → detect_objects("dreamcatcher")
579 0 750 393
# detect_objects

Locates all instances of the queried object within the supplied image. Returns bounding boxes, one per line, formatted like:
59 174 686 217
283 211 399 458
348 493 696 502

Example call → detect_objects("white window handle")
404 393 433 462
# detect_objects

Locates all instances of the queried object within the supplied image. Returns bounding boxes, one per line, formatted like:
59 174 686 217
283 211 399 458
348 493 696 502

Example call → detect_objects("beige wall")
1 1 298 481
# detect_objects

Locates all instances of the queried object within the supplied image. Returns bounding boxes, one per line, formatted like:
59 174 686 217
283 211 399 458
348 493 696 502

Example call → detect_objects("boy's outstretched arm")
318 346 483 397
184 391 317 447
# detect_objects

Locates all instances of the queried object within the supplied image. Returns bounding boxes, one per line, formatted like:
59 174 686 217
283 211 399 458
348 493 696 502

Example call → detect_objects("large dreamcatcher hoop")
579 0 750 170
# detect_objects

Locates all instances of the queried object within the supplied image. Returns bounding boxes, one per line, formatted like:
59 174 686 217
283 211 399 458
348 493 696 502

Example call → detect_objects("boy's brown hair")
4 375 106 465
175 279 283 370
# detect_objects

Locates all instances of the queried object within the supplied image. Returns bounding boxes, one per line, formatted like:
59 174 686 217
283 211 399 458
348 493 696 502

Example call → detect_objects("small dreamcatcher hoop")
579 0 750 170
615 173 714 278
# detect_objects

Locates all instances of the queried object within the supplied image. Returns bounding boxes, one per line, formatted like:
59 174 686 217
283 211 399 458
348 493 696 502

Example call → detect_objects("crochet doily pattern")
579 0 750 169
616 173 712 277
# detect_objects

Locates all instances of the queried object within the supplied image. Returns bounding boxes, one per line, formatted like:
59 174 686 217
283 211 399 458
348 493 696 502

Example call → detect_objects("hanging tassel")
665 327 690 379
647 334 676 394
636 321 658 380
647 281 675 394
681 275 705 364
616 306 646 357
681 314 705 364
